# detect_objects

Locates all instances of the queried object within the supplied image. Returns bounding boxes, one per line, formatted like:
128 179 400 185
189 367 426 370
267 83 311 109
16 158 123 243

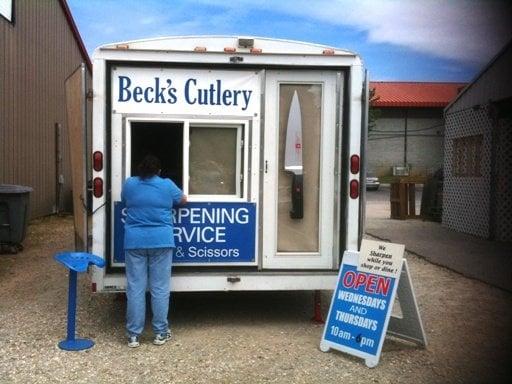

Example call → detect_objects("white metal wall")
443 42 511 241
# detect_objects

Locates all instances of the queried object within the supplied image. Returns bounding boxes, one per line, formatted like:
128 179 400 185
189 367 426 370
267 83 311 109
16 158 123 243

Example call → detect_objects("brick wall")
367 107 444 177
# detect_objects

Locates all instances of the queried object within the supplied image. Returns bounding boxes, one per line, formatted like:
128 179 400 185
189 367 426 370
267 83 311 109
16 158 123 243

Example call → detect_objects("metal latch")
227 276 241 283
229 56 243 63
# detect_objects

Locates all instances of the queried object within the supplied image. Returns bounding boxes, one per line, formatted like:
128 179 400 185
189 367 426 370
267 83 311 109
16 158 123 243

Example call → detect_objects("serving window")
127 119 247 201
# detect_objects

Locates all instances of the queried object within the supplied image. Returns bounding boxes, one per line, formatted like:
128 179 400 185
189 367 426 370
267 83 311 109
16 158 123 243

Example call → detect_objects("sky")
67 0 512 82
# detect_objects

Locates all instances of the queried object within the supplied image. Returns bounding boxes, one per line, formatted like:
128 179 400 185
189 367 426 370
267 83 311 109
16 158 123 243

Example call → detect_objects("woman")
121 155 186 348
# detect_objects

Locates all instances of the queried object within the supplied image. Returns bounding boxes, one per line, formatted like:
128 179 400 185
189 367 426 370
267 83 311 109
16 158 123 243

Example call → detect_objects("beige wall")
367 108 445 177
0 0 91 218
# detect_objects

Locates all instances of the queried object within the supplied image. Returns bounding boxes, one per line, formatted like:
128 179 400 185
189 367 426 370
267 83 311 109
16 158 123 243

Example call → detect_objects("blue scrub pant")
125 248 172 337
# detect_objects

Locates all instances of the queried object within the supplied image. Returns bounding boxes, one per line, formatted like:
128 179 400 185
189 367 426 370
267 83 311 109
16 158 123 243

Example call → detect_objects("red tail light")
93 177 103 198
350 154 360 174
224 47 236 53
350 179 359 199
93 151 103 171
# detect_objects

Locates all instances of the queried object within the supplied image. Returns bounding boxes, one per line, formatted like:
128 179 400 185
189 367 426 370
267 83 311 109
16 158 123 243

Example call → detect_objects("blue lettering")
216 80 221 105
222 90 232 105
155 78 166 103
198 89 208 105
118 76 252 110
209 83 216 105
242 90 252 111
133 86 143 102
144 87 154 103
232 90 241 106
166 79 177 103
118 76 131 102
185 78 197 104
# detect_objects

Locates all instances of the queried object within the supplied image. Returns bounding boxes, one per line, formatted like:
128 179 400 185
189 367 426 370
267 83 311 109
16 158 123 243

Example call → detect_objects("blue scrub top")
121 175 183 250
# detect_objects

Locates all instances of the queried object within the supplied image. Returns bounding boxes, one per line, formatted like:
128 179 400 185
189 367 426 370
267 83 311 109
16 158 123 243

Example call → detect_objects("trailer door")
262 71 338 269
65 63 89 251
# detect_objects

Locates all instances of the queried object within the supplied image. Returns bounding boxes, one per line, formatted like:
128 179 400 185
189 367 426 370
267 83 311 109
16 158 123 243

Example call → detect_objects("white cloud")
199 0 512 64
69 0 511 66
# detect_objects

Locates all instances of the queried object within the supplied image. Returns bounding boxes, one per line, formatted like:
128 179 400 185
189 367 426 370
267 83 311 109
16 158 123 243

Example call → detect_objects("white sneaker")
128 335 140 348
153 331 171 345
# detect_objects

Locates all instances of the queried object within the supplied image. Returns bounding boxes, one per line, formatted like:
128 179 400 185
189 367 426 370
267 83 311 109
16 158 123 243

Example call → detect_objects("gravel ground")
1 215 511 383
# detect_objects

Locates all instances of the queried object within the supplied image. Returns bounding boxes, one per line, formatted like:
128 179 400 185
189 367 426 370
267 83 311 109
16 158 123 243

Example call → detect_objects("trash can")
0 184 33 254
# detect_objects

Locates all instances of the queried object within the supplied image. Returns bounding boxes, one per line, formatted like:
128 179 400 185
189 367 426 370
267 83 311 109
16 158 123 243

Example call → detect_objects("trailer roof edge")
92 35 360 61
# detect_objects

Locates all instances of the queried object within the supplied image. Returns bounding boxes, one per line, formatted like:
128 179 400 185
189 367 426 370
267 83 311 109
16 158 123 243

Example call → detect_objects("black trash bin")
0 184 33 254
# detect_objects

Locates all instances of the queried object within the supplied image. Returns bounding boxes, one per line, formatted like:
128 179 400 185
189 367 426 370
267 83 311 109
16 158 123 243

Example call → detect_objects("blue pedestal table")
54 252 105 351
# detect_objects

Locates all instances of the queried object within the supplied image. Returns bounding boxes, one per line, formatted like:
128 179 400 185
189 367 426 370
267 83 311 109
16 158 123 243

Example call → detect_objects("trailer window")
277 84 321 252
131 122 184 188
129 120 245 199
188 124 243 198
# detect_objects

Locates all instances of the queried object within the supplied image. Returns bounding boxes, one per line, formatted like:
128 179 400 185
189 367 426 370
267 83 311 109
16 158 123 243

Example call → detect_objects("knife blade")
284 90 304 219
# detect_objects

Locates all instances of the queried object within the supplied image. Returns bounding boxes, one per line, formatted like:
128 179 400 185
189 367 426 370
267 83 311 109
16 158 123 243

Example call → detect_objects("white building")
443 40 512 242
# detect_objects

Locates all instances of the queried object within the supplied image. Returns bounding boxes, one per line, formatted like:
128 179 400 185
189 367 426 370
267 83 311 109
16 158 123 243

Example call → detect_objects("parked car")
366 173 380 191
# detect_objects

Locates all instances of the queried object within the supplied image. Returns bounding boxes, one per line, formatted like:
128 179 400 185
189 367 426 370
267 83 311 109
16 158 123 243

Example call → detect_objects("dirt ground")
0 215 511 383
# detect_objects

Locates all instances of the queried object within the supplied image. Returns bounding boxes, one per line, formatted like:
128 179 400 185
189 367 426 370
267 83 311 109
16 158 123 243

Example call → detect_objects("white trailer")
89 36 368 293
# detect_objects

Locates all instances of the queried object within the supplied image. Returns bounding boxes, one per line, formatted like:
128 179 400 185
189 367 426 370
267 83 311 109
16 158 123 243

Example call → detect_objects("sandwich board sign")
320 240 426 367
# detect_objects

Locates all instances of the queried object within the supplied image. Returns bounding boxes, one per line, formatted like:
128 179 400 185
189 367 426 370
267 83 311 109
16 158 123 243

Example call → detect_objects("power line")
368 134 444 141
369 122 444 134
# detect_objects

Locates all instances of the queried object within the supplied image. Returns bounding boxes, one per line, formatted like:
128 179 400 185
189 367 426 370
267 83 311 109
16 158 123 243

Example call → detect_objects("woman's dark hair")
137 155 161 179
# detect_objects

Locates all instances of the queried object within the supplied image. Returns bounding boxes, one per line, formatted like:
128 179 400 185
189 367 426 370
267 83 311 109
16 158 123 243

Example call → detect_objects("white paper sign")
358 240 404 278
0 0 13 22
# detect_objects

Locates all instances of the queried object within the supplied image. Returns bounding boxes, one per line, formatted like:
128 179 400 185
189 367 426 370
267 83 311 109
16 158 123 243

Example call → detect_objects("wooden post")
55 123 63 214
399 184 407 220
408 183 416 217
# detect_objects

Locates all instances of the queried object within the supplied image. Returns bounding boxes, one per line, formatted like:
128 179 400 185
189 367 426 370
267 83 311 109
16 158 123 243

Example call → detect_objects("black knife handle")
290 174 304 219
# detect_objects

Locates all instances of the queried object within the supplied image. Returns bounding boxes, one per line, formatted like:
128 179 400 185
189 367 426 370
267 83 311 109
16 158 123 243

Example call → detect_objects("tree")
368 87 381 132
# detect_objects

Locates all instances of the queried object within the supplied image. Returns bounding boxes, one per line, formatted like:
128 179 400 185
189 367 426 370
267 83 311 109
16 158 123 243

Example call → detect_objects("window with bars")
453 134 483 177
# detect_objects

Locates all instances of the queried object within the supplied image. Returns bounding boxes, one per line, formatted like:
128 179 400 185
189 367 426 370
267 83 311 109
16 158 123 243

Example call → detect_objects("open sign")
342 271 391 295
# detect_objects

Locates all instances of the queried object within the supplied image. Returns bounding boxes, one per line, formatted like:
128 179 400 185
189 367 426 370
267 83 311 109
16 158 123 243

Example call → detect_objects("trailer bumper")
97 271 338 292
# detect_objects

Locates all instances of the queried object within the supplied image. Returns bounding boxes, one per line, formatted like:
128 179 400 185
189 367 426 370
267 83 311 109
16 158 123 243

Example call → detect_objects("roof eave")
445 38 512 112
373 102 448 108
58 0 92 72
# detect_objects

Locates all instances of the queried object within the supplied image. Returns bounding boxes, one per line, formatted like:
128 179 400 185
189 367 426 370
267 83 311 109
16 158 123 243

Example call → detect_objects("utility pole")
404 109 408 166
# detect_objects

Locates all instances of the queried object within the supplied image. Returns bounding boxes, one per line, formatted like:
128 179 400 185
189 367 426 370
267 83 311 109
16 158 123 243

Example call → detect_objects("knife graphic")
284 90 304 219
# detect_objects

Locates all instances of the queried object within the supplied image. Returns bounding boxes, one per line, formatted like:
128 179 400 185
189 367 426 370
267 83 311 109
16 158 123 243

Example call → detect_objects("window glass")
277 84 321 252
189 126 239 195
